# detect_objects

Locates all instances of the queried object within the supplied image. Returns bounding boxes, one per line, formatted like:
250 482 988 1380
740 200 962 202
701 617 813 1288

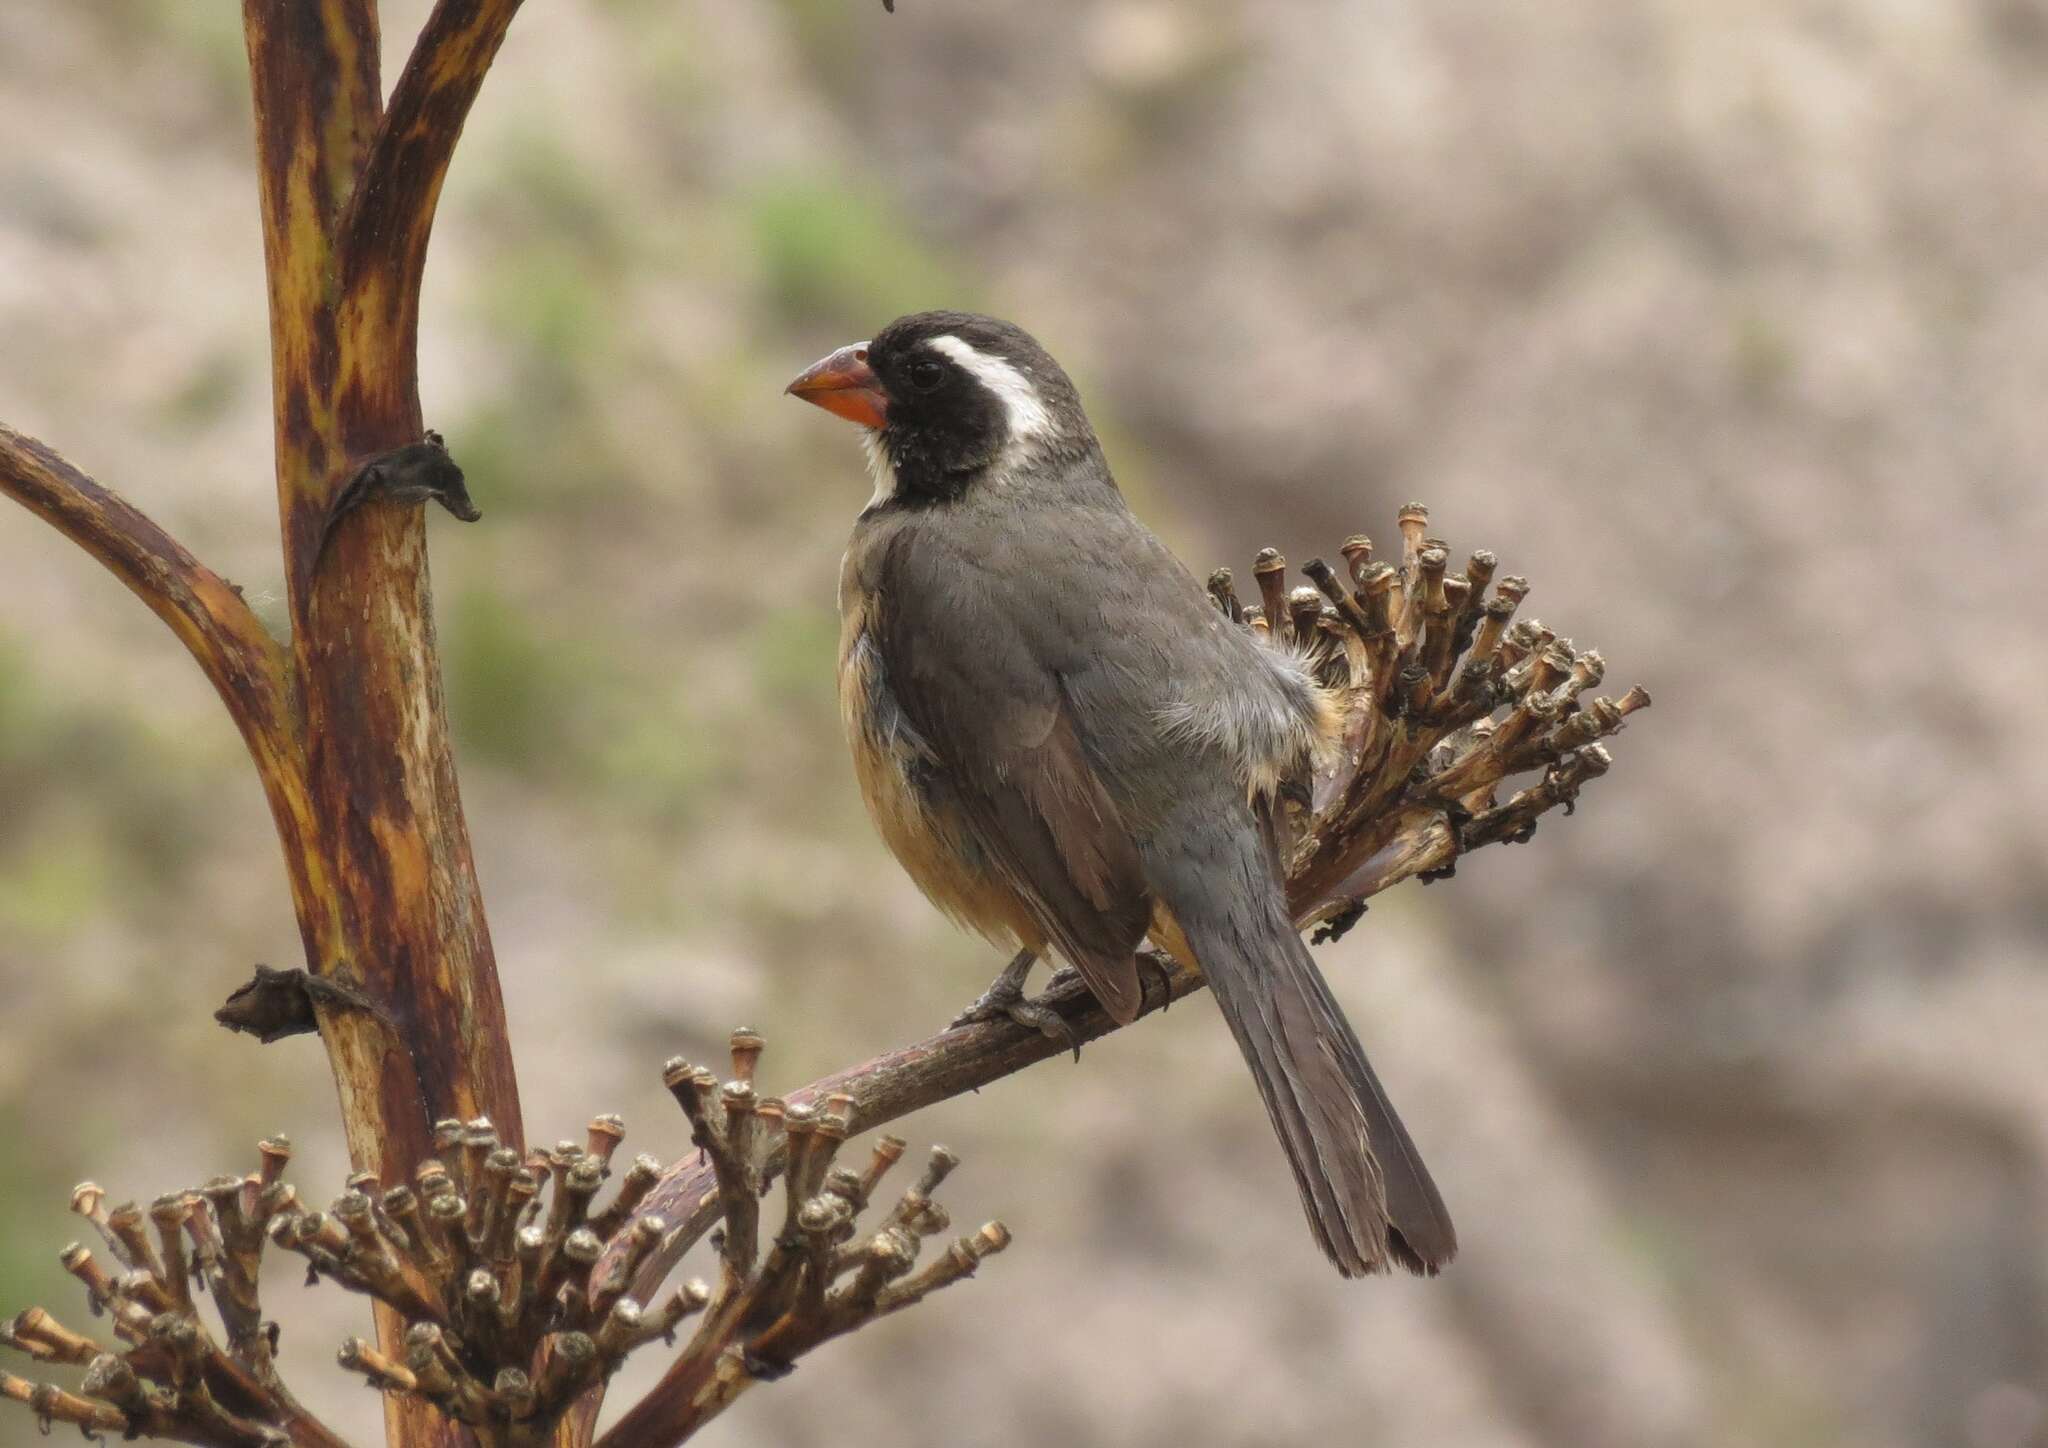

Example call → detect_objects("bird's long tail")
1150 828 1457 1276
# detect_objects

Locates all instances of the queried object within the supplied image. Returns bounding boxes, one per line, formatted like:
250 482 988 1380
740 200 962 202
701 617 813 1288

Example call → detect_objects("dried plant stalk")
0 1034 1005 1448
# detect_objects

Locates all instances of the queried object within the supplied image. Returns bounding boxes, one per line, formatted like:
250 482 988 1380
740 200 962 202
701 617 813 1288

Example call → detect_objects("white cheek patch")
861 428 897 510
927 334 1054 448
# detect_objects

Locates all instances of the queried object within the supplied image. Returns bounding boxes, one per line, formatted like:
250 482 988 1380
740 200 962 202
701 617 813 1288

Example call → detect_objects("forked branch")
338 0 529 369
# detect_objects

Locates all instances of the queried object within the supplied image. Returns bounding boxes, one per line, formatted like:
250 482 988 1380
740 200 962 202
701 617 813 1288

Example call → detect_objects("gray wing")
1010 503 1329 828
979 502 1454 1273
870 522 1150 1023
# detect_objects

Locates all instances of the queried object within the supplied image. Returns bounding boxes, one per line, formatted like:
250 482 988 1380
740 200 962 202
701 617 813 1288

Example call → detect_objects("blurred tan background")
4 1 2046 1445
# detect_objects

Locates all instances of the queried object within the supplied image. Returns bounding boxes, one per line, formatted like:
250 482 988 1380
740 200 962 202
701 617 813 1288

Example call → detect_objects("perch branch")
2 497 1648 1447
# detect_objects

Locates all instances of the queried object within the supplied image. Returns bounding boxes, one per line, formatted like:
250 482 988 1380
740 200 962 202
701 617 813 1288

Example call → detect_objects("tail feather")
1152 828 1457 1276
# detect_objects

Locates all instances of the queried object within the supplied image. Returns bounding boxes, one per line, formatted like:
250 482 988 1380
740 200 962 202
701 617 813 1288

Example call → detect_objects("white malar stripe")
861 428 897 510
927 334 1053 447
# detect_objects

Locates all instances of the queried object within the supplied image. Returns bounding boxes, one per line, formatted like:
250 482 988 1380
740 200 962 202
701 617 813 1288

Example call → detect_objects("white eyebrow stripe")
927 334 1053 444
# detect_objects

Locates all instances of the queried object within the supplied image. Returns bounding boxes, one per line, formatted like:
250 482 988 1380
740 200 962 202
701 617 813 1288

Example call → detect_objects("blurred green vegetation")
747 603 839 711
132 0 245 70
445 584 611 773
441 583 787 844
770 0 876 104
458 129 630 517
158 348 247 431
0 637 212 937
749 177 968 331
1730 306 1795 404
0 1108 74 1328
485 129 634 269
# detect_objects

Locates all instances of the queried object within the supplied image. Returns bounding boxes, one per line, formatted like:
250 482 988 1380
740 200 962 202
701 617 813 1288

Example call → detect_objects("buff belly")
837 603 1044 953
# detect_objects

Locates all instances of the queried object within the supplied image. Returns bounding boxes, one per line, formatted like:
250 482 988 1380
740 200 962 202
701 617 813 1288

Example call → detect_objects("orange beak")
785 343 888 429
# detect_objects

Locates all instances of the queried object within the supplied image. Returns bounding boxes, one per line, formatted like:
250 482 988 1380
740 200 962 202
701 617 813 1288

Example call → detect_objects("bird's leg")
950 949 1083 1060
949 948 1038 1023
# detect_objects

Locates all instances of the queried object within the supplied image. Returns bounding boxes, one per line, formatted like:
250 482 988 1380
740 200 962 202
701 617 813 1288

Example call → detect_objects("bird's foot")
1135 949 1176 1011
950 976 1083 1062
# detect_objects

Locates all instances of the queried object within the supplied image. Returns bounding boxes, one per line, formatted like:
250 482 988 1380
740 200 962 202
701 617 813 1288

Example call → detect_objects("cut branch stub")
317 430 481 569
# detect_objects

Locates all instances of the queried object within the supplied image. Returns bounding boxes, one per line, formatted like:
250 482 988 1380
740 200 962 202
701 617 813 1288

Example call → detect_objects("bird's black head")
787 310 1095 508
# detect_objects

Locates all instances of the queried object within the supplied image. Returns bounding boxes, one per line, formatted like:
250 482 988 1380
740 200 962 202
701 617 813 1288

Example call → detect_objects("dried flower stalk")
1 1033 1004 1448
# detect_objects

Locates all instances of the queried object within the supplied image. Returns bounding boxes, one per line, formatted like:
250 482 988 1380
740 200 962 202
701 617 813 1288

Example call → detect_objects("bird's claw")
1136 950 1176 1011
949 974 1026 1029
950 982 1084 1062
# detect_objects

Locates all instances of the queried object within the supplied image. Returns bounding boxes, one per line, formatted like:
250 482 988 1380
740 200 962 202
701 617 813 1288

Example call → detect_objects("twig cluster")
0 1161 346 1448
1211 503 1651 921
0 1033 1005 1448
595 1041 1009 1447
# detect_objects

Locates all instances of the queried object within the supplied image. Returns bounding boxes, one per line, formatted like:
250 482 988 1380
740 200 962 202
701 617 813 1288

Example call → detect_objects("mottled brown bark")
238 4 528 1444
0 3 527 1440
0 425 293 790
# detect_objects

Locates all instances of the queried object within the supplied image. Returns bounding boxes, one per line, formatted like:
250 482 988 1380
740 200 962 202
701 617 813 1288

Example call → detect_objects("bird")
785 310 1456 1277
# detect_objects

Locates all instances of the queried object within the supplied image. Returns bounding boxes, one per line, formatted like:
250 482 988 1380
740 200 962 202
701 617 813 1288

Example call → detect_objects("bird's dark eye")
907 358 946 393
